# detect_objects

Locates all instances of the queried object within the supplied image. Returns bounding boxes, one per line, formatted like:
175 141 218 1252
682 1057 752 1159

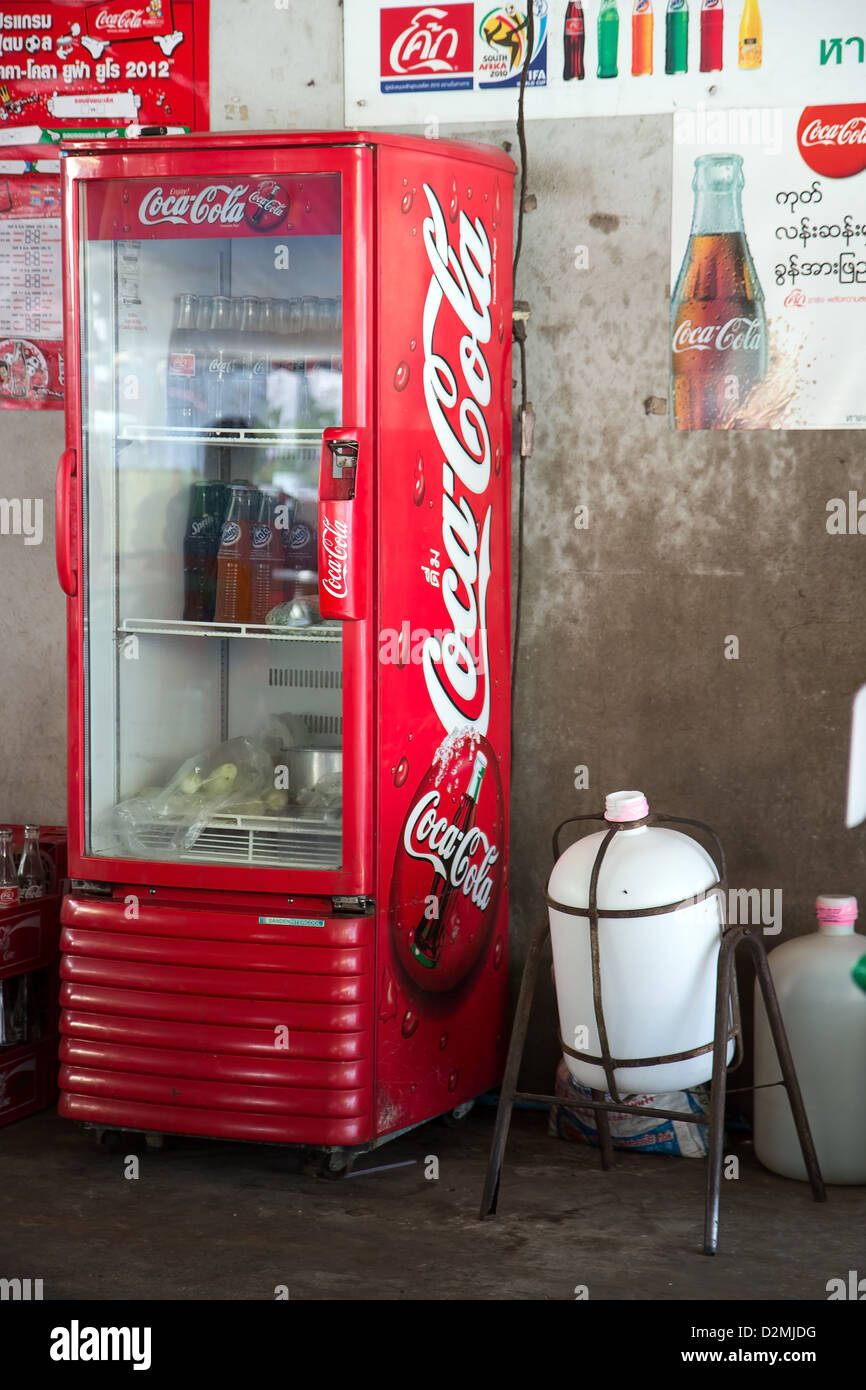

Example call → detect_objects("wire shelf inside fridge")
118 423 324 449
130 812 342 869
119 617 341 643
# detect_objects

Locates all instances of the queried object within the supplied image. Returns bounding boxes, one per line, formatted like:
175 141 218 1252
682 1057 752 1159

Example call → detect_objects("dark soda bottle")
563 2 585 80
183 481 225 621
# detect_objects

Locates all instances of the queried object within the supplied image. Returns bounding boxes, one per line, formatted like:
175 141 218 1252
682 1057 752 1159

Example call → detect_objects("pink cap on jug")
815 895 858 933
604 790 649 823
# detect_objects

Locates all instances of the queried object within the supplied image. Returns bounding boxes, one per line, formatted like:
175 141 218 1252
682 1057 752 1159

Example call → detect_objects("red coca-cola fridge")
54 130 514 1168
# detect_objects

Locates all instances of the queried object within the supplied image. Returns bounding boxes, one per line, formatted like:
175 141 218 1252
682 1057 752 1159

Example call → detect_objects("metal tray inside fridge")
131 812 341 869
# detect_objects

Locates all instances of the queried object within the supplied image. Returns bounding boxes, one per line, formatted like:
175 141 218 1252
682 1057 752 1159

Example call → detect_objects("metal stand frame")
480 811 827 1254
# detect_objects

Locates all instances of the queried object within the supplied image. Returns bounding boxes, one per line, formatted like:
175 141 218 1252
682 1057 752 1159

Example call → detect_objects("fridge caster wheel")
94 1128 126 1154
440 1100 475 1128
317 1148 358 1180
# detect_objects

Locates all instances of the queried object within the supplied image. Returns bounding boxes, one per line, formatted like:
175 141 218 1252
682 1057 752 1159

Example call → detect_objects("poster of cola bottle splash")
670 102 866 430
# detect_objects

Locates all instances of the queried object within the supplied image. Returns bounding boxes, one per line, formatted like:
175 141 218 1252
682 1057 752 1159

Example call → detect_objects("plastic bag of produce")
548 1059 710 1158
113 735 275 856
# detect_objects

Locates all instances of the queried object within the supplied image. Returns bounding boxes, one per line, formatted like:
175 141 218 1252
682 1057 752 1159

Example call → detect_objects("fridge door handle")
55 447 78 598
318 426 367 621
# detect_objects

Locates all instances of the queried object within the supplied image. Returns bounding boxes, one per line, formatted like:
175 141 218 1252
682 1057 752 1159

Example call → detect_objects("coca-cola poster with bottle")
671 102 866 430
0 176 63 410
0 1 208 133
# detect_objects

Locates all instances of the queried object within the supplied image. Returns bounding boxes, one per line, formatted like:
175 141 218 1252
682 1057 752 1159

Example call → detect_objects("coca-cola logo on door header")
390 733 504 994
797 105 866 179
137 181 290 232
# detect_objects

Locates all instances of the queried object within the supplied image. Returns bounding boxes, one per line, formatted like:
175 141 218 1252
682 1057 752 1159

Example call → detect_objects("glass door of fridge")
78 172 348 873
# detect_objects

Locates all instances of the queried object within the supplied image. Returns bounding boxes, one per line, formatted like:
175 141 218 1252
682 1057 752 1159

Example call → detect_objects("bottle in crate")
0 830 18 910
18 826 45 902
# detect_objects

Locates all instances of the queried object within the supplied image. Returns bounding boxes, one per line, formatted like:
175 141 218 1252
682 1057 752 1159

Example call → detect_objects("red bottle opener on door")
318 426 365 621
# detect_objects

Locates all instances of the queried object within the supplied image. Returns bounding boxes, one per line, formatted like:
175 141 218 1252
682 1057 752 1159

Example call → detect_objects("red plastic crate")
0 895 62 979
0 1034 58 1127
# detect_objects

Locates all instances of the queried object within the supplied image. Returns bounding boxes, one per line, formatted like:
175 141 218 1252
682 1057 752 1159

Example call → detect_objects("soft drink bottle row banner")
346 1 866 124
671 104 866 430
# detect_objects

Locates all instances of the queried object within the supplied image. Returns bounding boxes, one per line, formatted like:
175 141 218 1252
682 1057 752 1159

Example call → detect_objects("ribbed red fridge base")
58 1091 372 1147
58 903 377 1146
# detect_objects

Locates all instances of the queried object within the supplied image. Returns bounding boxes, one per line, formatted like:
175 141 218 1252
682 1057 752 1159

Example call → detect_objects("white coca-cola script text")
420 183 494 737
403 789 499 911
801 117 866 149
320 516 349 600
138 184 249 227
672 316 763 353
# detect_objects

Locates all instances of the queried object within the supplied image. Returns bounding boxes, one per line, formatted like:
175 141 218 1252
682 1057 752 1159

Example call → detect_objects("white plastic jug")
754 895 866 1185
548 791 732 1095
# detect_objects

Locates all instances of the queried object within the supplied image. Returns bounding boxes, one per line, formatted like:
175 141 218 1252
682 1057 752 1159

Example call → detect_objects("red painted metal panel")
61 1009 368 1062
58 1092 371 1146
59 1064 368 1117
60 981 366 1035
61 893 370 947
60 1038 369 1091
61 954 368 1005
61 927 369 977
371 142 514 1136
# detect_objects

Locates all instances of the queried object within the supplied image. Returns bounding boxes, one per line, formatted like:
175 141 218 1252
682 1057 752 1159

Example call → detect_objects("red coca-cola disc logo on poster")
244 181 291 233
797 105 866 180
0 339 49 403
390 732 504 994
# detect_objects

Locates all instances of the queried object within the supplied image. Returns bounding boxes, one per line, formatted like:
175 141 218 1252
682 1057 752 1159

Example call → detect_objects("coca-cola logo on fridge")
417 180 497 740
389 733 504 994
85 0 175 40
243 181 291 233
797 105 866 180
320 516 349 600
139 183 249 227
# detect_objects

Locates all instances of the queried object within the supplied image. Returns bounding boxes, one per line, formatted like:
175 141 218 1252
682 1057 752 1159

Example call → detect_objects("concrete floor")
2 1106 863 1300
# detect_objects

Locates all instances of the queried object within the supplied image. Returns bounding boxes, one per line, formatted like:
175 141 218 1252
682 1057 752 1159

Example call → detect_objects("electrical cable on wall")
510 2 535 760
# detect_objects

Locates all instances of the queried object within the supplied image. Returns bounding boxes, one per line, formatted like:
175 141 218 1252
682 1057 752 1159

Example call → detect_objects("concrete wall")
2 1 863 1084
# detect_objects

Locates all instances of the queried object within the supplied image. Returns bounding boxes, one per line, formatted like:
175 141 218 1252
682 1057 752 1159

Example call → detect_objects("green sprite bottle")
597 0 619 78
665 0 689 73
